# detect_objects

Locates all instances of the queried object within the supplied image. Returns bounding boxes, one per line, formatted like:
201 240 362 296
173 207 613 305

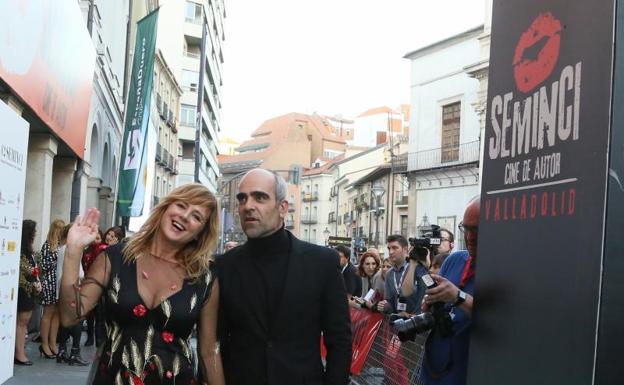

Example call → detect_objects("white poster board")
0 101 29 383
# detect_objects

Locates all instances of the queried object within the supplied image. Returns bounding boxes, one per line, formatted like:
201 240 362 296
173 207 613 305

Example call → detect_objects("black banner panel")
595 2 624 383
469 1 614 384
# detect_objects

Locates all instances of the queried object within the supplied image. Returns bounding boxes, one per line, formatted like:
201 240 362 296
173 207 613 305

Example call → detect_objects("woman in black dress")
39 218 65 358
59 183 225 385
15 219 42 365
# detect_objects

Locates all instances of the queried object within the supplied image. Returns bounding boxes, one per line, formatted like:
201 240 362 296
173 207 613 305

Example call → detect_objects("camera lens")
391 312 435 335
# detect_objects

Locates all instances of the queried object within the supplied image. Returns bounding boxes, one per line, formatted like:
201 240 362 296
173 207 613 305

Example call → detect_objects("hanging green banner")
117 9 159 217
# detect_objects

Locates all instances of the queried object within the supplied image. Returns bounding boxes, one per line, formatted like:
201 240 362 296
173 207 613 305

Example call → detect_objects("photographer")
400 225 453 314
419 197 479 385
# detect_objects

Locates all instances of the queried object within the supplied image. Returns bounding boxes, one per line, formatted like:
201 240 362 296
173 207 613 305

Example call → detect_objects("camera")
390 274 454 341
408 224 442 260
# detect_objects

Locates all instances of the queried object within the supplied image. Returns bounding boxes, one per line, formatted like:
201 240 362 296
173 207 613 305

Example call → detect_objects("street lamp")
323 227 331 246
418 214 431 236
371 184 385 247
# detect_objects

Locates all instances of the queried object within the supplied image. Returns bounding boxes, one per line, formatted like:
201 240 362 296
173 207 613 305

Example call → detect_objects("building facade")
79 0 129 230
403 26 484 249
175 0 225 191
153 50 183 204
353 106 409 148
300 158 344 246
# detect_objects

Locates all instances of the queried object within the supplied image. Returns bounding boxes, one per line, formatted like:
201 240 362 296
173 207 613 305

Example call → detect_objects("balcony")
343 212 352 224
328 212 336 223
407 140 480 172
285 218 295 229
166 110 174 128
301 214 318 224
161 102 168 120
392 153 408 173
183 50 201 59
395 191 408 206
156 143 163 163
302 191 319 202
163 148 172 171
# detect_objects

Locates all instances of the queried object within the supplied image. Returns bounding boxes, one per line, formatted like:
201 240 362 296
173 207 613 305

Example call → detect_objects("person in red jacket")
81 230 107 347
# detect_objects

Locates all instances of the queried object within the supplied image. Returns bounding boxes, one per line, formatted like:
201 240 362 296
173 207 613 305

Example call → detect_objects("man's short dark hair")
334 245 350 259
440 228 454 242
386 234 408 248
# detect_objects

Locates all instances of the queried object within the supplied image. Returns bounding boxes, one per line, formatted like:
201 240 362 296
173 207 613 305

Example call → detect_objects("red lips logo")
513 12 562 93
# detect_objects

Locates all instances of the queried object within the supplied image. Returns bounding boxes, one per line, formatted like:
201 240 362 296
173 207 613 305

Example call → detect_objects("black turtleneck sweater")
245 227 291 328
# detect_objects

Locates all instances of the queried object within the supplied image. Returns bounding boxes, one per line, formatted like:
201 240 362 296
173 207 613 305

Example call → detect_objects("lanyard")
392 262 408 295
459 255 475 289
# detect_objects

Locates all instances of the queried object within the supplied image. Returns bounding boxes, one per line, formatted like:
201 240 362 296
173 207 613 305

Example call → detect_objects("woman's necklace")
141 253 184 291
149 252 180 265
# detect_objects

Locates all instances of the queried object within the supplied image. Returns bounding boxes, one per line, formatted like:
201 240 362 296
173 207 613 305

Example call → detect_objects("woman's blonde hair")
47 219 66 252
123 183 220 281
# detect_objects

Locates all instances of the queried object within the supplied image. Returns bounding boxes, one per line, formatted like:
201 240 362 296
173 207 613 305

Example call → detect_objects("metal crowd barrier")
348 311 429 385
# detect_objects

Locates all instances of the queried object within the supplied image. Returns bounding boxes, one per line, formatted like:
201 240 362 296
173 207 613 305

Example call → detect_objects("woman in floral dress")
58 184 224 385
39 218 65 358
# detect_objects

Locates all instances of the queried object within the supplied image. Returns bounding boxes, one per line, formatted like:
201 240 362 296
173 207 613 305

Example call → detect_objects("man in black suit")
217 168 352 385
334 245 361 297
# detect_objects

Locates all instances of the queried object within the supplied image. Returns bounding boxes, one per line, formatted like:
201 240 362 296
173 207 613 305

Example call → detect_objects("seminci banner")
469 1 615 384
118 9 159 217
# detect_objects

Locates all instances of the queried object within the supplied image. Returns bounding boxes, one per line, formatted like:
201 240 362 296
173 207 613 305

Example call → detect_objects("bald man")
420 196 479 385
217 168 352 385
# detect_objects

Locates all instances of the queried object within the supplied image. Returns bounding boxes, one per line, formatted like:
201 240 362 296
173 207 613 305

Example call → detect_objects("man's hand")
423 274 459 305
377 300 388 313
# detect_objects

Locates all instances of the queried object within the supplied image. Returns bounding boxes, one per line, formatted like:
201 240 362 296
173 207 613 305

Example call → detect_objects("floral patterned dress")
88 243 214 385
40 241 58 305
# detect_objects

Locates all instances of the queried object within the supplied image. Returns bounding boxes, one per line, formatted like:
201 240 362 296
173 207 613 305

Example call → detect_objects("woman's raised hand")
67 208 100 252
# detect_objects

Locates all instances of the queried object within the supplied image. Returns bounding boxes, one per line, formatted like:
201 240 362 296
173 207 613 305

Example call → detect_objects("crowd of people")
14 166 478 385
339 198 478 385
15 220 126 366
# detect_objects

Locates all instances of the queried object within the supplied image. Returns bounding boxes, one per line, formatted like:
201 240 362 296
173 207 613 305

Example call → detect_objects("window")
181 142 194 159
181 70 199 92
400 215 408 237
185 1 202 24
180 104 195 126
441 102 461 162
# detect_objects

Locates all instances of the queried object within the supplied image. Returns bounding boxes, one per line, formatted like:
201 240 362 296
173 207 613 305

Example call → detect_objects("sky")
220 0 486 143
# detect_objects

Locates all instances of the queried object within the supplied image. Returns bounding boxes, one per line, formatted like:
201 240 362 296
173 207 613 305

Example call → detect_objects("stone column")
24 134 58 248
70 160 91 220
50 157 77 223
407 174 419 238
99 186 113 229
87 176 102 213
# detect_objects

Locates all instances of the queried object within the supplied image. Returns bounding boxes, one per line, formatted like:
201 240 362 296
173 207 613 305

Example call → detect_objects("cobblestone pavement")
5 333 96 385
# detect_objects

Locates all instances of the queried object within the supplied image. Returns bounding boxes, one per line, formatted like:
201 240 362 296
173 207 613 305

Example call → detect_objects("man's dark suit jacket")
342 263 362 297
217 232 352 385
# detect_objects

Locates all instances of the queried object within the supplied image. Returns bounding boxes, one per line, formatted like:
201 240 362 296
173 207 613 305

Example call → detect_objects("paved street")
7 334 96 385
